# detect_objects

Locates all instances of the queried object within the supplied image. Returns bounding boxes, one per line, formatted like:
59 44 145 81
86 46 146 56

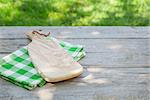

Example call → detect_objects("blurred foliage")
0 0 149 26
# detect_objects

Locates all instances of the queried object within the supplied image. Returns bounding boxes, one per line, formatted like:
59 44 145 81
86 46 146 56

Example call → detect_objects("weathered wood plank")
0 27 149 100
62 38 150 53
0 67 149 100
0 52 149 67
0 38 149 66
0 39 149 53
79 52 150 66
0 27 149 39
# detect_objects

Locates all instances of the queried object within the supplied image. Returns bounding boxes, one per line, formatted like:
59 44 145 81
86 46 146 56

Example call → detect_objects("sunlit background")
0 0 149 26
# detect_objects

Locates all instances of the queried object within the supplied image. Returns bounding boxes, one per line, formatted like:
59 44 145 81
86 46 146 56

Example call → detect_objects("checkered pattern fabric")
0 37 86 90
0 47 46 90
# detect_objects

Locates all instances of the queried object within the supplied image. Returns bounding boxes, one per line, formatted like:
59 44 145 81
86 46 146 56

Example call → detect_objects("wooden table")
0 27 149 100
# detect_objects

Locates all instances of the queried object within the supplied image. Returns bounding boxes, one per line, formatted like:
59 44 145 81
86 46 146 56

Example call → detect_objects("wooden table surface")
0 27 149 100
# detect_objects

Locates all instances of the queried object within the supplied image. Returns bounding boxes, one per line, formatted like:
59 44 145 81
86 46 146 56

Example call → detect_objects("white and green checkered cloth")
0 37 85 90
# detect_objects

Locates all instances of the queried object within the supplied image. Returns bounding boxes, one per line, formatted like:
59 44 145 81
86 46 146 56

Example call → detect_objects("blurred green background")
0 0 149 26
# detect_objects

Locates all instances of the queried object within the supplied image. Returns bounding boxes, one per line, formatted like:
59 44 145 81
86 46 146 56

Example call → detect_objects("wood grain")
0 39 149 53
0 27 149 39
0 27 149 100
0 52 149 67
0 67 149 100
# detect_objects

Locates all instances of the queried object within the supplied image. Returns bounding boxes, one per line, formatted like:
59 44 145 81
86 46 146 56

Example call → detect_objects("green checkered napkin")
0 47 46 90
0 37 85 90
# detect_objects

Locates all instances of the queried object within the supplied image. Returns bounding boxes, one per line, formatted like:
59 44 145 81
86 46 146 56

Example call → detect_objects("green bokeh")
0 0 149 26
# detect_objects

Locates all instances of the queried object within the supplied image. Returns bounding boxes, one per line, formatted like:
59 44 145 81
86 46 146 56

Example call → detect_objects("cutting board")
26 31 83 82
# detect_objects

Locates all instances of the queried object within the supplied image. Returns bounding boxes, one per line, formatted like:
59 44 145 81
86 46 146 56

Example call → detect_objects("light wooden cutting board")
27 31 83 82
